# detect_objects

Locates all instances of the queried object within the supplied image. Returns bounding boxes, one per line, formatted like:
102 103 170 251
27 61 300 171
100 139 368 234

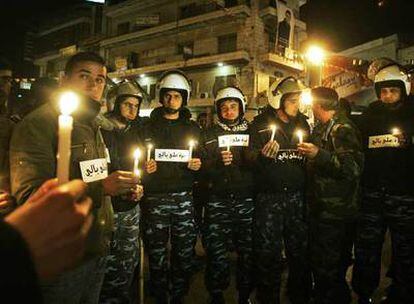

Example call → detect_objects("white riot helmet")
157 70 191 105
374 64 411 98
215 86 246 118
268 76 307 109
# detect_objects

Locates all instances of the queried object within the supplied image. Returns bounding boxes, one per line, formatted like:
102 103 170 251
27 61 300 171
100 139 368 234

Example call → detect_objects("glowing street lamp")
306 45 326 66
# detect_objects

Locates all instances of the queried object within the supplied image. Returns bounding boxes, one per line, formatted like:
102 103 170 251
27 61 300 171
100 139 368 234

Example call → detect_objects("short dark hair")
311 87 339 111
64 52 105 75
0 57 12 71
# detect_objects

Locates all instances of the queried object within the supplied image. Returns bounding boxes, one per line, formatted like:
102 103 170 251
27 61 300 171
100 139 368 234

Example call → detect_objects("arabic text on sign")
155 149 190 162
218 135 249 148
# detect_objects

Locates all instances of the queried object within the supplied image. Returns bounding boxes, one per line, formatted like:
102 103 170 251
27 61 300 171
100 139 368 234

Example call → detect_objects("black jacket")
250 107 310 193
137 107 201 194
361 100 414 195
201 123 254 199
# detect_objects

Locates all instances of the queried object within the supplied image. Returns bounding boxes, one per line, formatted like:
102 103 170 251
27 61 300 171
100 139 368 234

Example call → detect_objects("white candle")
57 92 79 185
270 125 277 141
146 144 153 162
188 140 195 160
297 130 304 144
133 148 141 177
226 138 231 152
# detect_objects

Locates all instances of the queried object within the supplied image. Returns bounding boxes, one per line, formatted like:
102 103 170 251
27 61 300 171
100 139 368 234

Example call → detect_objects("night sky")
0 0 413 75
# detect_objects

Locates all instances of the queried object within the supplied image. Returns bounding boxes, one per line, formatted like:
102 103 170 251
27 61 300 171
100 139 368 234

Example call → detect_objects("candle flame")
189 140 195 147
391 128 401 135
59 92 79 115
147 143 153 150
133 148 141 159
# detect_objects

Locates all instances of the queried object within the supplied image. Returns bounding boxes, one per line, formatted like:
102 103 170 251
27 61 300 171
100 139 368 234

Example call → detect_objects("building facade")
34 0 309 118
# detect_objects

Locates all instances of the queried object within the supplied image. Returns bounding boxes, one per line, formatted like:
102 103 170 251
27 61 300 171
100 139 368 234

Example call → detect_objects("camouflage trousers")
352 191 414 303
100 204 140 304
203 196 254 298
310 217 355 304
254 191 311 304
142 192 196 302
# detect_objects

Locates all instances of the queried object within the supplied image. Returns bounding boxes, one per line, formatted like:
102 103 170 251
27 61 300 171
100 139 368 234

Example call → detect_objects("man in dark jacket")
100 80 145 304
352 64 414 304
201 86 254 304
298 87 363 304
10 52 140 304
139 70 201 304
250 76 311 304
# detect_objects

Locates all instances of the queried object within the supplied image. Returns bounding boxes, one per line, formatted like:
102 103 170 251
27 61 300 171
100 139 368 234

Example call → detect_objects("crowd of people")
0 51 413 304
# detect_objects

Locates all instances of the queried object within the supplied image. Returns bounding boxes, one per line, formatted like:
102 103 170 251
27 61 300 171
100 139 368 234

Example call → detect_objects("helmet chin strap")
163 106 180 115
219 116 240 126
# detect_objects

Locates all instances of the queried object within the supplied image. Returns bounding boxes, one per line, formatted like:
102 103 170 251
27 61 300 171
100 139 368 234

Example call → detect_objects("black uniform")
352 100 414 303
250 107 311 304
201 120 254 302
139 107 201 303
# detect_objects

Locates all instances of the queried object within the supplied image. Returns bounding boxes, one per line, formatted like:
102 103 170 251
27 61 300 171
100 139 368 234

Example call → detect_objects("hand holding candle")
391 127 406 146
187 139 201 171
57 92 79 185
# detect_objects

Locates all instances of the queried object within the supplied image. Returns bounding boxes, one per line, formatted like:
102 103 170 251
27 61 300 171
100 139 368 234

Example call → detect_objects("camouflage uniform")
142 192 196 302
352 100 414 303
201 122 254 302
250 107 311 304
307 114 363 304
100 204 140 304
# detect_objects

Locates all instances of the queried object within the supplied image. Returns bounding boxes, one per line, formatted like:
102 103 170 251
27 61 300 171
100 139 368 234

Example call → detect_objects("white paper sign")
368 134 400 149
218 134 250 148
79 158 108 183
155 149 190 162
275 149 305 162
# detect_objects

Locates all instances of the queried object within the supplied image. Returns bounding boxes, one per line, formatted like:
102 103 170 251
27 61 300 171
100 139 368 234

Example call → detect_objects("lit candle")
270 125 277 141
133 148 141 177
226 137 231 152
188 140 195 160
146 144 153 162
57 92 79 185
297 130 304 144
391 128 401 135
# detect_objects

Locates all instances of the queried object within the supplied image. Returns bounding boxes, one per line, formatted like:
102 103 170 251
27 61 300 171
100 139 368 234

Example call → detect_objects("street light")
306 45 326 87
306 45 326 66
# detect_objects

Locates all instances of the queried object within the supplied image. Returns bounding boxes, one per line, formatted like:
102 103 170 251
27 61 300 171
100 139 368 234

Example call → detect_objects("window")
218 34 237 54
117 22 130 35
178 42 194 59
180 3 197 19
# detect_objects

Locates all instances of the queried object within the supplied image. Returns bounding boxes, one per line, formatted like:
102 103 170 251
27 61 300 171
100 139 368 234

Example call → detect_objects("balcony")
260 51 305 72
101 5 251 47
108 50 250 78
